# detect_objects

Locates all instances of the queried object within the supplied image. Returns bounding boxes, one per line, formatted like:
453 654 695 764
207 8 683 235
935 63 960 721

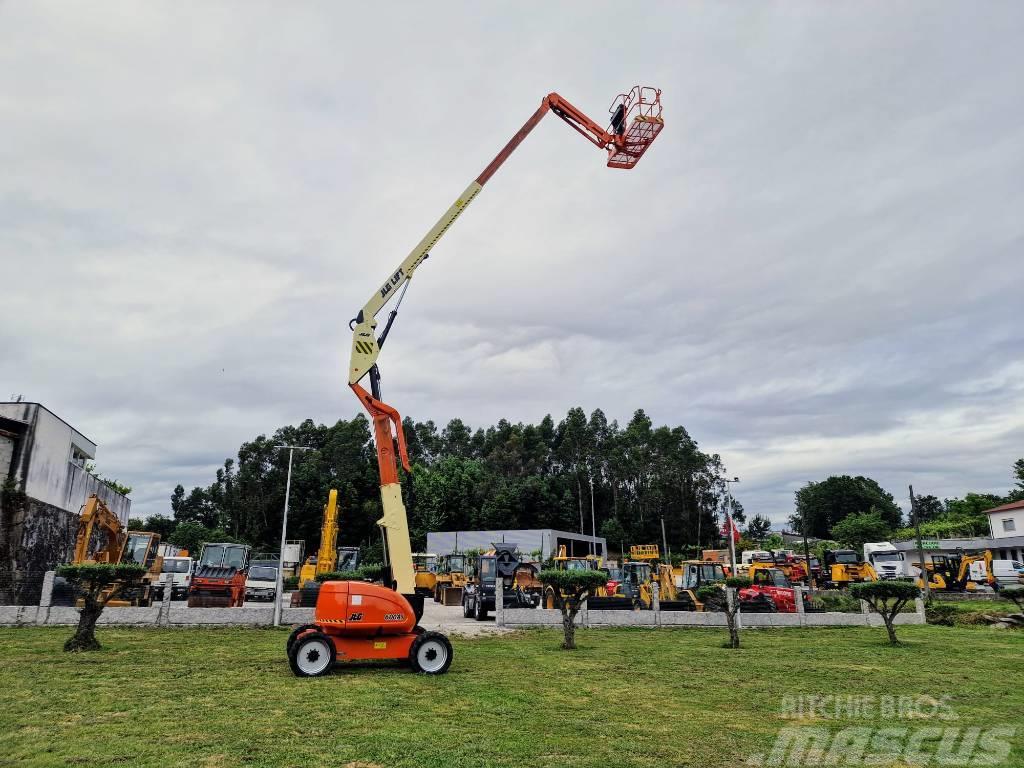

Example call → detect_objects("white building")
890 498 1024 566
986 499 1024 541
0 401 130 523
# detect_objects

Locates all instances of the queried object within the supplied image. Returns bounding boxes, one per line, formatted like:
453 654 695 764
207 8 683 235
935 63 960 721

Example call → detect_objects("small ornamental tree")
538 569 608 650
1001 587 1024 613
56 563 147 652
311 565 385 581
697 576 751 649
850 580 920 646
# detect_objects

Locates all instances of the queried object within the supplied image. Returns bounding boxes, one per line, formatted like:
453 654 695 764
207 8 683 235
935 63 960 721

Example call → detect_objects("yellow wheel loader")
433 554 468 606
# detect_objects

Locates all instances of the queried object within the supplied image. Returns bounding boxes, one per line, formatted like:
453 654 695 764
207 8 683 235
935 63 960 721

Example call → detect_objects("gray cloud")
2 2 1022 524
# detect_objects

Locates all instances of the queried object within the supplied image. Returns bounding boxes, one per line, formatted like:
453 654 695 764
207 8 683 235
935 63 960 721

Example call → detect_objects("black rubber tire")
286 624 317 655
408 631 453 675
463 595 474 618
475 597 487 621
288 631 336 678
434 586 441 603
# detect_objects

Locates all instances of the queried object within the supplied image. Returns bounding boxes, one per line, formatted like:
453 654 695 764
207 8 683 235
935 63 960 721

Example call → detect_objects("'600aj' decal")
384 613 405 621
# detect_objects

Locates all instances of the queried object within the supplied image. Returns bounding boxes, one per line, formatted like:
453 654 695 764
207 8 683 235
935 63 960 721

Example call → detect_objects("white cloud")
2 2 1022 521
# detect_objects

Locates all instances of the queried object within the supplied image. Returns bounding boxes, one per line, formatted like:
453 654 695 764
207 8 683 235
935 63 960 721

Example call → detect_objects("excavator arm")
72 494 127 565
315 489 340 576
348 87 664 594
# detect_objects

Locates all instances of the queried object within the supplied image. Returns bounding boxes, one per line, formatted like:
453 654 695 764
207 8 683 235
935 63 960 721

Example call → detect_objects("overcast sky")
2 2 1022 525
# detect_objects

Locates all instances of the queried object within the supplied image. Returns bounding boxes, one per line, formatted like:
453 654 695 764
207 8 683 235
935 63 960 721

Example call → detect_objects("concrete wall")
1 605 317 627
64 463 131 525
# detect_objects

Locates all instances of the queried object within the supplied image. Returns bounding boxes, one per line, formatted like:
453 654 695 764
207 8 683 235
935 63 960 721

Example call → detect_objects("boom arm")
348 88 663 595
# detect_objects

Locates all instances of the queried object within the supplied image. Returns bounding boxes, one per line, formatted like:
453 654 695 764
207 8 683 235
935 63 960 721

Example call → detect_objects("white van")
245 563 279 602
992 559 1024 588
741 550 773 566
156 556 194 600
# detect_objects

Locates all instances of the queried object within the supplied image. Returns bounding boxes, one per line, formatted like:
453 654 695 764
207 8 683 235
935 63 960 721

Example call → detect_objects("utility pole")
910 484 930 600
273 444 312 627
660 515 669 562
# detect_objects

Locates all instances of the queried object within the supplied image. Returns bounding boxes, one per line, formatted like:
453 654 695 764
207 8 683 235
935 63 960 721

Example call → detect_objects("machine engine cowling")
315 580 417 636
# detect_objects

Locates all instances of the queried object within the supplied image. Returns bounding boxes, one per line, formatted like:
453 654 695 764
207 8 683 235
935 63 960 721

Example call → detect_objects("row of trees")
786 460 1024 550
139 405 1022 559
142 408 743 559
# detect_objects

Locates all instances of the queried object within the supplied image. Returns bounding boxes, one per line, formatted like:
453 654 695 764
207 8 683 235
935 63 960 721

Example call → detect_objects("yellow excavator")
72 493 127 564
68 494 163 605
298 489 361 588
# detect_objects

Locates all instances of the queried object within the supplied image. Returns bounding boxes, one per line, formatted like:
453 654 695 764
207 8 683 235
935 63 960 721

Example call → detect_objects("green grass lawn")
1 624 1022 767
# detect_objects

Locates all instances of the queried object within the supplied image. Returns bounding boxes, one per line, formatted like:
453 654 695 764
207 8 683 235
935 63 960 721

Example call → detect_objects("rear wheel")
288 631 336 677
462 594 474 618
475 596 488 621
286 624 317 655
408 631 453 675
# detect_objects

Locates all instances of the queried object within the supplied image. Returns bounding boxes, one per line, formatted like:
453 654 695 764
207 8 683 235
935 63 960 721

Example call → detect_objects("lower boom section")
379 482 415 594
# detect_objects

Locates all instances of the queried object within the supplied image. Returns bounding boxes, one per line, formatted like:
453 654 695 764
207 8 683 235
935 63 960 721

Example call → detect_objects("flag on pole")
721 514 741 544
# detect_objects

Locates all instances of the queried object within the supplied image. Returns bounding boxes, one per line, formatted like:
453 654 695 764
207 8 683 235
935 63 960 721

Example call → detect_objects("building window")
1003 518 1016 533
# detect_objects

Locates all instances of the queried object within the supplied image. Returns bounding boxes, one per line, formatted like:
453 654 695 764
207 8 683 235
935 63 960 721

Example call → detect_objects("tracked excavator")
60 494 163 607
287 85 664 677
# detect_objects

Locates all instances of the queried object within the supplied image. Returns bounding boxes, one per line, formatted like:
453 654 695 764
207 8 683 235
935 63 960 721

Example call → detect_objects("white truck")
155 556 194 601
863 542 909 580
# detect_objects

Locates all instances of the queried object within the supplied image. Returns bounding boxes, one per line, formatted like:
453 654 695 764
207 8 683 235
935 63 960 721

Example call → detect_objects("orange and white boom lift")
347 87 664 596
287 87 664 677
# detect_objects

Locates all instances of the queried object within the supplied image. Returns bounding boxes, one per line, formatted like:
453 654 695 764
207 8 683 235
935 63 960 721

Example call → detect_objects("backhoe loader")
822 549 878 588
412 553 438 597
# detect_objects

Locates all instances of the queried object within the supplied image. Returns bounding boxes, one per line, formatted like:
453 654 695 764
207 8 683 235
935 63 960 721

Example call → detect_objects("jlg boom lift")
288 86 664 677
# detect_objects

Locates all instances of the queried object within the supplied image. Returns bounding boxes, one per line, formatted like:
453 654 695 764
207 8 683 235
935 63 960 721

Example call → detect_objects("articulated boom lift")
348 87 664 596
287 87 663 677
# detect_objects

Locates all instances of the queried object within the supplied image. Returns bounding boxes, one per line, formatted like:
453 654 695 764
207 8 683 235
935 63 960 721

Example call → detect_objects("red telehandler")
287 86 665 677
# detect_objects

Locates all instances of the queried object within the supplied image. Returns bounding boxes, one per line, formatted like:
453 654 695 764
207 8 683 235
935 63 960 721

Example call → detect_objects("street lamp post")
272 444 312 627
589 474 597 557
724 477 740 575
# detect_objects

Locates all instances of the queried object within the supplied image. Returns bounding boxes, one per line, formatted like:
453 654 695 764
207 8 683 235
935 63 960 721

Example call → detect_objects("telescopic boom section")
348 87 663 594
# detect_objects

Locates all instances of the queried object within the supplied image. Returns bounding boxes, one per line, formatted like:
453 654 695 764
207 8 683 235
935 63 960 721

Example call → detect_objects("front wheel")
462 595 473 618
289 631 336 678
286 624 317 655
475 597 488 621
408 631 453 675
